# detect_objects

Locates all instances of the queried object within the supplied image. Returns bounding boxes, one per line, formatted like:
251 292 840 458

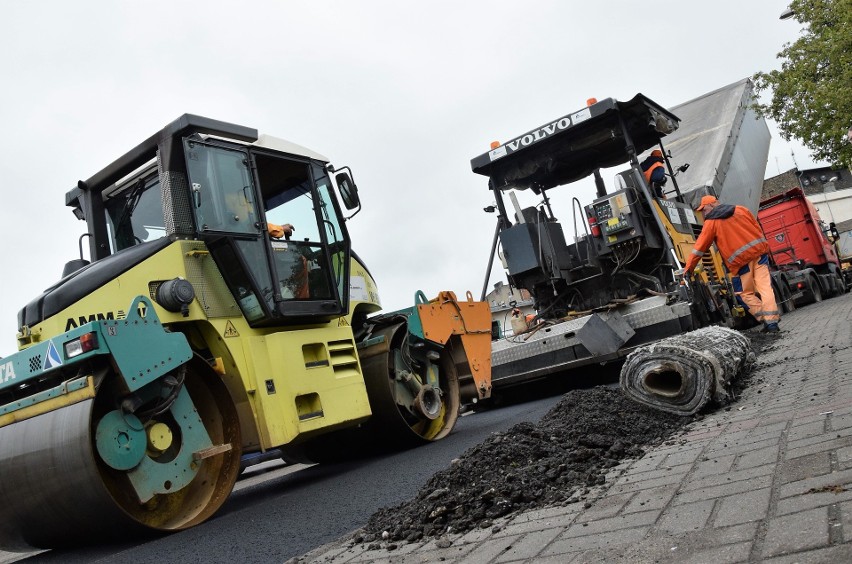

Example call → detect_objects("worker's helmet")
696 194 718 211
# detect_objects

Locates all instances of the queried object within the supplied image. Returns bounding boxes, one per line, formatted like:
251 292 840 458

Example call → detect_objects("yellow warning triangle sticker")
224 321 240 338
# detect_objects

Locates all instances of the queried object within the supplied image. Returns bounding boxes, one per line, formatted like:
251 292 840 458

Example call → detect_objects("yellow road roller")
0 115 491 549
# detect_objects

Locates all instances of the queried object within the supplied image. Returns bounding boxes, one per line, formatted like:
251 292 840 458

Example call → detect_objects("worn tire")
809 275 823 303
834 272 847 297
823 272 840 299
771 280 788 314
780 282 796 313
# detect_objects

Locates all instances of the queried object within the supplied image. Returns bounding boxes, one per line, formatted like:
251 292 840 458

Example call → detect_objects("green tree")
752 0 852 167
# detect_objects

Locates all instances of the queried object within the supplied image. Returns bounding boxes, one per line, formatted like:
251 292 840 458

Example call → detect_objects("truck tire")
834 272 847 297
822 272 840 299
822 274 836 299
808 275 823 303
771 280 786 314
779 282 795 313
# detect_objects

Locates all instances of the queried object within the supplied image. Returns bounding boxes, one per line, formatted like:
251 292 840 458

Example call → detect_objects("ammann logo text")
65 310 126 332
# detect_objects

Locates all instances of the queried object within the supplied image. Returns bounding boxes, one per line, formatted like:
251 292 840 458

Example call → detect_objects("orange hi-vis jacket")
643 161 665 184
684 204 770 274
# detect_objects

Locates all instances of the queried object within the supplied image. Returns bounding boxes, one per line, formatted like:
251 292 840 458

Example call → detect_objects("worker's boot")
763 322 780 333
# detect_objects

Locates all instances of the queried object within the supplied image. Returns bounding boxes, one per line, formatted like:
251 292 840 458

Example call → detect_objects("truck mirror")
831 222 840 240
335 171 360 210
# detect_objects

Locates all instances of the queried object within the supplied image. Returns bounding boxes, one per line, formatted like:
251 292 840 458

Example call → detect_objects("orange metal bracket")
417 291 493 400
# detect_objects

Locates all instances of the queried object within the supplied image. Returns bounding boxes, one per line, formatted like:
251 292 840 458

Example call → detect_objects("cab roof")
470 94 680 193
66 114 328 208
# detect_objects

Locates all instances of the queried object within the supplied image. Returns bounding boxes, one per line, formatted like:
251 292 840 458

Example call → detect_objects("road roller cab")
1 115 492 549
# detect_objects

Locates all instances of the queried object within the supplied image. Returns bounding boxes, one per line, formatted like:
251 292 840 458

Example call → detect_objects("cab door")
184 138 349 326
252 153 350 319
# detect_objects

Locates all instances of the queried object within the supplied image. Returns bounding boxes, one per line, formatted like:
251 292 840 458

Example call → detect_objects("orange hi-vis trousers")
732 254 780 324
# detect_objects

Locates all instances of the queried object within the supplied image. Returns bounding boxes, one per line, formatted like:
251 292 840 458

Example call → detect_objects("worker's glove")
268 223 294 239
675 269 694 285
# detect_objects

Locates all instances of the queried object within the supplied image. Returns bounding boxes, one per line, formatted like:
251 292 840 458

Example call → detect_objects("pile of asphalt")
351 327 773 551
354 386 687 548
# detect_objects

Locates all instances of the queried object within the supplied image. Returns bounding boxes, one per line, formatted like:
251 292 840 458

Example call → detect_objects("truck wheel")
779 282 795 313
823 273 839 299
834 272 847 296
809 275 823 303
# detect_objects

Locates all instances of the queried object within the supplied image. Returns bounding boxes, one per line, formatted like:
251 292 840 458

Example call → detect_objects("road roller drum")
0 298 241 549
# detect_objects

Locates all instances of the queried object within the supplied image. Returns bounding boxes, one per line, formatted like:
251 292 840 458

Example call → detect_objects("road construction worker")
640 149 667 198
684 195 780 332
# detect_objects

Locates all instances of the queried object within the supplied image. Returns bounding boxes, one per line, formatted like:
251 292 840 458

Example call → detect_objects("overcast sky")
0 1 820 356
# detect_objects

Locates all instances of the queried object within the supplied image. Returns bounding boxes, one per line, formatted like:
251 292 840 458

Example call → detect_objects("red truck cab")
758 187 846 306
759 187 840 268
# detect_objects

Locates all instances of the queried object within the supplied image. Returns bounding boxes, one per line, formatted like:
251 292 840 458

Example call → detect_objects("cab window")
185 143 259 235
104 172 167 253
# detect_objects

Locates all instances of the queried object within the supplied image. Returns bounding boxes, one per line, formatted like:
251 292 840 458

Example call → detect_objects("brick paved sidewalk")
302 292 852 564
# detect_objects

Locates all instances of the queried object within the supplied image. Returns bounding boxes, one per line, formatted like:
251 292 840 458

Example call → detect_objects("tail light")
64 331 99 359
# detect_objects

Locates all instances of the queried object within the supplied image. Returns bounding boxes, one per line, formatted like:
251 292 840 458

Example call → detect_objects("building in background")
484 281 535 339
763 166 852 226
